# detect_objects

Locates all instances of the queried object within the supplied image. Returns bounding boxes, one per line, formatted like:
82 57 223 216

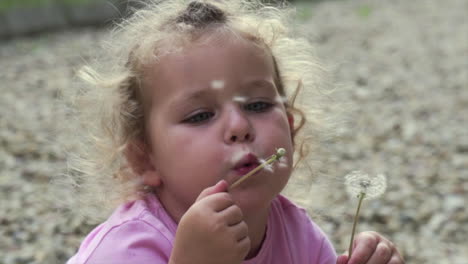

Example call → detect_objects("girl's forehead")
141 34 277 104
155 29 271 64
134 29 281 109
146 32 274 81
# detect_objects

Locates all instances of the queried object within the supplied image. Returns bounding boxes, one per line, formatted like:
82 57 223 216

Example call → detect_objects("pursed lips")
232 153 260 177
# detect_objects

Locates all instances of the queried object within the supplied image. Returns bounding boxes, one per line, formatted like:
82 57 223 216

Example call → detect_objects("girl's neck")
243 206 270 259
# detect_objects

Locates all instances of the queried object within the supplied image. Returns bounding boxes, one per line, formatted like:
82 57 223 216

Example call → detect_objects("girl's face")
143 34 294 221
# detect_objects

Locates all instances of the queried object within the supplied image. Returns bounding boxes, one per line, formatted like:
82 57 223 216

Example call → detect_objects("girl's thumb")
336 253 349 264
196 180 228 202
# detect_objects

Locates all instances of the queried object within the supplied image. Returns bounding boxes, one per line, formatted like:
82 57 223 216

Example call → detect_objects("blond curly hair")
61 0 331 222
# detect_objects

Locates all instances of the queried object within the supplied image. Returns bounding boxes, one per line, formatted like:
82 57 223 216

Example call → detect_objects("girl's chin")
230 188 276 211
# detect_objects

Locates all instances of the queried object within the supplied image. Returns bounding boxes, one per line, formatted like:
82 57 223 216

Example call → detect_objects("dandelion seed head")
233 96 247 103
276 148 286 158
344 171 387 199
210 80 225 90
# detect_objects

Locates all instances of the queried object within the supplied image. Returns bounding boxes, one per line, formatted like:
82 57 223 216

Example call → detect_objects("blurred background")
0 0 467 263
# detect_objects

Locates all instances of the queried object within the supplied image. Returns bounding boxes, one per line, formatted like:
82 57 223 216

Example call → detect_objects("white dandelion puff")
210 80 225 90
344 170 387 258
233 96 247 103
344 171 387 199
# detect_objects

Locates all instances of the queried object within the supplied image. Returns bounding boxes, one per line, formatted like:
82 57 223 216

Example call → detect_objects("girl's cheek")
273 107 284 116
272 108 291 131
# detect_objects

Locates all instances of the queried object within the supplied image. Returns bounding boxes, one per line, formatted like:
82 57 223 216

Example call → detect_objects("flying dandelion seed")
277 156 288 169
259 158 274 173
233 96 248 103
231 149 249 164
264 165 274 173
344 171 387 258
211 80 225 90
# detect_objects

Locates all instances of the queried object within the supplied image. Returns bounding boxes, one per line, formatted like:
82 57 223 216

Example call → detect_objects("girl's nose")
223 108 255 144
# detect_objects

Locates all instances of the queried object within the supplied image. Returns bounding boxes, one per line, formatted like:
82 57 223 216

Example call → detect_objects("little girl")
66 1 404 263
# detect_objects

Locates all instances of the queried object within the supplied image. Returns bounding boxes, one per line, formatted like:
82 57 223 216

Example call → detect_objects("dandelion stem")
228 148 285 191
348 192 366 258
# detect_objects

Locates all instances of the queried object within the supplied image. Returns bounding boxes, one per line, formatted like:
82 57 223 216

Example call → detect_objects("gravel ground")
1 0 467 263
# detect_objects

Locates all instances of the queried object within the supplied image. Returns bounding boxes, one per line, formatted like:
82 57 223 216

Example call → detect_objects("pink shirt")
67 194 337 264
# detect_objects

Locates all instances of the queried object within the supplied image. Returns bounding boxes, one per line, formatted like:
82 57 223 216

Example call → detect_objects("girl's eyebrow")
167 88 213 110
241 79 277 94
176 88 212 102
169 79 276 108
243 79 275 89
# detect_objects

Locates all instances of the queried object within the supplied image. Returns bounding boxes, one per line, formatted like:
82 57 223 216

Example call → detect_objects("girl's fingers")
365 242 392 264
202 192 234 212
336 254 349 264
388 254 405 264
349 231 405 264
349 232 378 264
236 234 251 258
195 180 236 212
196 180 228 202
220 204 244 226
230 220 249 242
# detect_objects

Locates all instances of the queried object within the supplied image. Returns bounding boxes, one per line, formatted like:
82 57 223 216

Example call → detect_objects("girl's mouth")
232 153 260 176
234 162 259 175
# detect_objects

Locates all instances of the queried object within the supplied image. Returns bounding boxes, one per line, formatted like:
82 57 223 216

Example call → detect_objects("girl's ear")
125 140 162 187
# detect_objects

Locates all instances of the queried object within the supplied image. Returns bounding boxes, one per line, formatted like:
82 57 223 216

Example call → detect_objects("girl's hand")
169 180 250 264
336 231 405 264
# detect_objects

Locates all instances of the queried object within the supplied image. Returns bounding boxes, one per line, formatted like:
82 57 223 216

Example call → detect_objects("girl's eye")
183 112 214 124
244 101 273 112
